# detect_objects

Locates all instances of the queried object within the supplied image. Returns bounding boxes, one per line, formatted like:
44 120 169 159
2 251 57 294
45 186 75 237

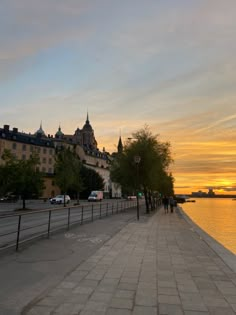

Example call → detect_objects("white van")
88 191 103 202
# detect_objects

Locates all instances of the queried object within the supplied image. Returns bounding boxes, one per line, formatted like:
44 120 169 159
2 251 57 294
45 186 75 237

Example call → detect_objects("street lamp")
134 155 141 220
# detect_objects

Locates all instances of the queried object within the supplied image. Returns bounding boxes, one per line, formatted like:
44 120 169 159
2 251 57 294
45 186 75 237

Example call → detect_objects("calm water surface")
182 198 236 254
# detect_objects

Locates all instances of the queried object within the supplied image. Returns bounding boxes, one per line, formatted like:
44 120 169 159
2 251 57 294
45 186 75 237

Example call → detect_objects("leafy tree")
0 149 44 209
54 147 83 205
80 165 104 199
111 126 174 212
0 150 17 197
68 153 84 203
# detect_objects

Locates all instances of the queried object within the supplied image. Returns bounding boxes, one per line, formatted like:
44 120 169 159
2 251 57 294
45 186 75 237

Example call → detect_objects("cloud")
204 186 236 192
0 0 97 80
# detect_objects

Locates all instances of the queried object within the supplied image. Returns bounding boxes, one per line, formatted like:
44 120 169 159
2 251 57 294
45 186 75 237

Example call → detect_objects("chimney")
13 127 18 133
3 125 10 132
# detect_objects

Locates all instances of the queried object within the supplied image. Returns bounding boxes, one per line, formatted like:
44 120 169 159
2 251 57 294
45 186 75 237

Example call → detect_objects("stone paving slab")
24 207 236 314
0 209 140 314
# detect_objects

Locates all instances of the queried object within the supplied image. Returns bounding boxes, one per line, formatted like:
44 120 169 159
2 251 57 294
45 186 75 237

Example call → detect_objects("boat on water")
174 195 190 203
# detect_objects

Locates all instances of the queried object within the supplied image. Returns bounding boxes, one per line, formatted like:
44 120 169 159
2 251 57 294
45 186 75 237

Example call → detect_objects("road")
0 199 139 251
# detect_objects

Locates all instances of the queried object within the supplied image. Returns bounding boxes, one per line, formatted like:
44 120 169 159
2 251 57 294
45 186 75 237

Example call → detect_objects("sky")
1 0 236 195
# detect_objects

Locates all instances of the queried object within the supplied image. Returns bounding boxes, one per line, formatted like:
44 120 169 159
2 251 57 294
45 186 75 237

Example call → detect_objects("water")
181 198 236 254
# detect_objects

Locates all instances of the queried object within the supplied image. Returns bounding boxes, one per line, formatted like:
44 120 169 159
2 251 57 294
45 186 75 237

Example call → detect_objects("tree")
68 153 84 204
80 165 104 199
0 149 17 197
0 149 44 209
111 126 174 213
54 147 83 205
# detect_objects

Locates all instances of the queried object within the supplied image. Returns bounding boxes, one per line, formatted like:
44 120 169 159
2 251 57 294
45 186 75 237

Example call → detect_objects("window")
49 149 53 155
22 144 26 151
48 168 52 173
30 146 34 152
38 147 41 153
49 158 52 164
12 143 17 150
42 167 46 172
43 148 47 154
22 154 26 160
43 157 46 163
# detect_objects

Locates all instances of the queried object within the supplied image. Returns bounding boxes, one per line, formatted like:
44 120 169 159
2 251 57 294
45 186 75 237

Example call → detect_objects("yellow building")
0 116 121 199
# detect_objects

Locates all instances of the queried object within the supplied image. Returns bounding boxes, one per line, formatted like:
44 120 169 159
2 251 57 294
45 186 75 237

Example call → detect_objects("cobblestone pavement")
24 208 236 315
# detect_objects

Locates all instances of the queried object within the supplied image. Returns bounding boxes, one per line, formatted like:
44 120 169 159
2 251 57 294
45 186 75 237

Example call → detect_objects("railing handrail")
0 199 141 252
0 199 127 218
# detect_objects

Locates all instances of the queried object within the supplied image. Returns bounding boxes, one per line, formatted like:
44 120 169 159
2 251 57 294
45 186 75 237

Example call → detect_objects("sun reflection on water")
182 198 236 254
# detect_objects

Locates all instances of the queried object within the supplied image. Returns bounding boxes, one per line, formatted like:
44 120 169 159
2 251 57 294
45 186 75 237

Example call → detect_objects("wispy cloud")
1 0 236 194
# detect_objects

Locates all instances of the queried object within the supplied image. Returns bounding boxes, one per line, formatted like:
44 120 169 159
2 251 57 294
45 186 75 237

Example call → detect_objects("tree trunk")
22 198 26 209
76 192 80 205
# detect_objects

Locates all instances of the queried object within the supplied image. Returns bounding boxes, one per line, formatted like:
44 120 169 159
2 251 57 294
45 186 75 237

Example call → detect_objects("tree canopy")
54 146 83 204
80 165 104 199
54 146 104 201
110 126 174 212
0 149 44 209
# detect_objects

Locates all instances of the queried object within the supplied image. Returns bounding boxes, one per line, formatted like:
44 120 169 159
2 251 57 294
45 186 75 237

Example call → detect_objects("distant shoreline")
186 195 236 199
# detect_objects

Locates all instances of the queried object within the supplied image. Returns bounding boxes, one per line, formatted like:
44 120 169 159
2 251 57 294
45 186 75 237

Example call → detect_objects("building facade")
0 116 121 199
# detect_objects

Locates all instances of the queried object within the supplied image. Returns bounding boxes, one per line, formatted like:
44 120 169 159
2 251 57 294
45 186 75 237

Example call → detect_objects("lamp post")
134 155 141 220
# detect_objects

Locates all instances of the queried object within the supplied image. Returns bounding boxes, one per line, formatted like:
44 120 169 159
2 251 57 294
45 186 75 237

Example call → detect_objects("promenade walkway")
23 206 236 315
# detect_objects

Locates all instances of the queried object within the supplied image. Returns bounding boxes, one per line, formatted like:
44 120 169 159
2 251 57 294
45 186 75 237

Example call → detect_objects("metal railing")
0 200 139 252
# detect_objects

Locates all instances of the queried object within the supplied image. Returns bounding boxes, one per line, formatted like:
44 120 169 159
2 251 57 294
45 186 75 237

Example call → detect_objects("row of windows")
21 155 53 164
12 143 54 155
36 167 53 174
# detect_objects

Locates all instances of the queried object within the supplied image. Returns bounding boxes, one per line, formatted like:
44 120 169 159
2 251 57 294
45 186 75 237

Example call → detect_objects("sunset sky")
1 0 236 195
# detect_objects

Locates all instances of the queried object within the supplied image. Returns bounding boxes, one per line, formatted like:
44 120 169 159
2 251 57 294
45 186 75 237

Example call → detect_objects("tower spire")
86 111 89 123
117 132 123 153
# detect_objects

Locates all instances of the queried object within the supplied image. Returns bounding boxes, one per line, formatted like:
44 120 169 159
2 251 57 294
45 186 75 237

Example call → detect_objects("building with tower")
0 115 121 199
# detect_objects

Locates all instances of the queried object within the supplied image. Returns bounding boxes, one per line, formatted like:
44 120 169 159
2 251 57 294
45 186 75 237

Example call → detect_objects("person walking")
162 195 169 214
169 196 175 213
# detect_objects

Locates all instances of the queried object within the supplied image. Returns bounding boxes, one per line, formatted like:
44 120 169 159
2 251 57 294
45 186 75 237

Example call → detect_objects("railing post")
81 206 84 224
112 203 113 214
16 215 22 251
67 208 71 230
106 203 108 216
47 210 52 238
91 204 94 221
116 202 118 214
99 203 102 219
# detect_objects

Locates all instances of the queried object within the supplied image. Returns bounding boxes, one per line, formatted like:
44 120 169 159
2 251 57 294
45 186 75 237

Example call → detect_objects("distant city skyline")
1 0 236 195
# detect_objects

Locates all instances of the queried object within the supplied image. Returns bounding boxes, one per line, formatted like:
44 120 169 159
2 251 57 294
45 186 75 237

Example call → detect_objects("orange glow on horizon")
98 130 236 197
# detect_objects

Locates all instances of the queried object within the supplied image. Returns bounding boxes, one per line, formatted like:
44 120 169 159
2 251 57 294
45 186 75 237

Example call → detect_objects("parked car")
127 196 137 200
50 195 70 204
0 194 18 202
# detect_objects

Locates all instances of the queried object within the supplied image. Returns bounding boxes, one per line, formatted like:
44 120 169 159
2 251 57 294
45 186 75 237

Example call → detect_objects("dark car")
0 194 18 202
